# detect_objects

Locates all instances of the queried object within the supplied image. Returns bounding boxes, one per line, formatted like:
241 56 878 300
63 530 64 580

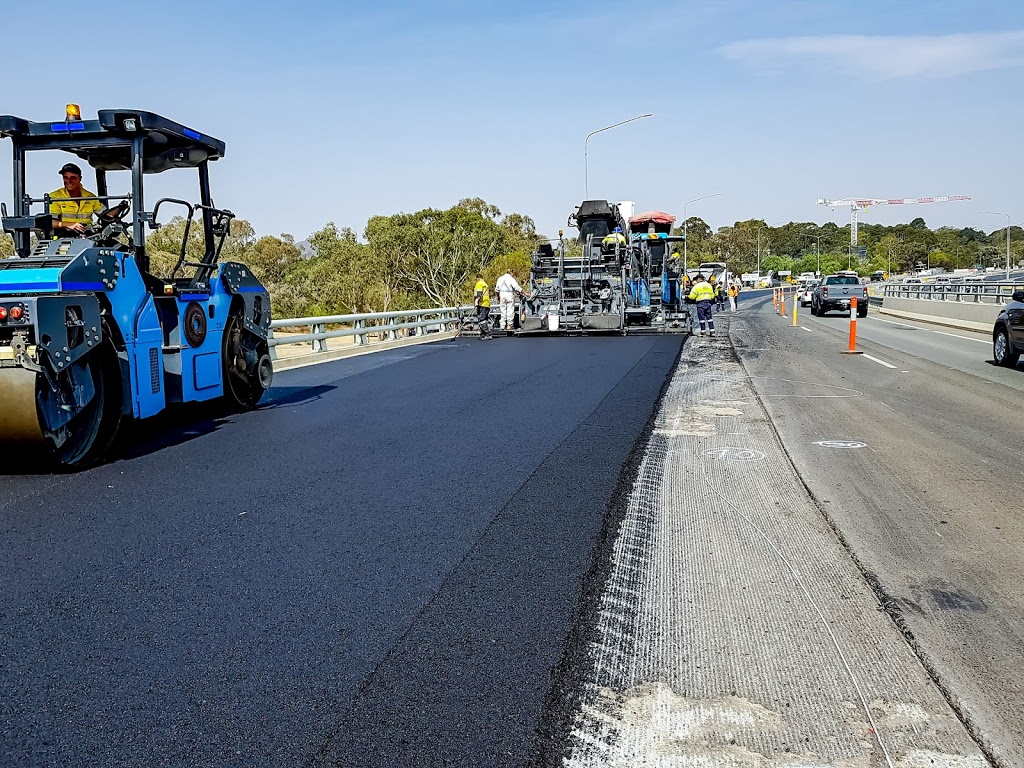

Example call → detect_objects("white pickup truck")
811 272 868 317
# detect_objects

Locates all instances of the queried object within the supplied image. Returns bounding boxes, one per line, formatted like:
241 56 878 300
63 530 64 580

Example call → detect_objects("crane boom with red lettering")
816 195 972 246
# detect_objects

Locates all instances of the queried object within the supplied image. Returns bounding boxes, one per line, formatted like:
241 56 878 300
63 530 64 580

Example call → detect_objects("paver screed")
562 331 989 767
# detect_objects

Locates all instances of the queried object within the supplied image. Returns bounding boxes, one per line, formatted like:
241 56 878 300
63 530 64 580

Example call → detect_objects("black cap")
58 163 82 176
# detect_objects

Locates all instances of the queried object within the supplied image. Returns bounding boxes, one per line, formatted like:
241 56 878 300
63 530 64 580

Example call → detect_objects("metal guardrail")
267 306 469 358
881 281 1024 304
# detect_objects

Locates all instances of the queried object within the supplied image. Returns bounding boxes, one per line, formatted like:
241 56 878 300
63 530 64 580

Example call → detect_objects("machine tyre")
50 332 123 468
222 309 272 410
994 327 1019 367
858 305 868 318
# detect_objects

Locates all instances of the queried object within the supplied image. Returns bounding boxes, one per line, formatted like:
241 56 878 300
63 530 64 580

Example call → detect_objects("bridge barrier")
879 282 1024 333
268 306 471 367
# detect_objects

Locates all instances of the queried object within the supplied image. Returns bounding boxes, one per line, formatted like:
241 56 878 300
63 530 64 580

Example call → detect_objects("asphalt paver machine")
0 105 273 467
627 210 687 331
519 200 630 334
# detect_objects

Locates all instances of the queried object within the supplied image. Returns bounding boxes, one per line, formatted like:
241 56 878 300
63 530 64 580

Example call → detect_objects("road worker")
601 226 627 249
598 281 613 313
49 163 104 235
728 281 739 312
688 273 717 336
473 273 492 339
494 268 522 332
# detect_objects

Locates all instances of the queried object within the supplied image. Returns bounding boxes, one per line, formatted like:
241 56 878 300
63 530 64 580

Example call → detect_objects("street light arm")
584 113 654 198
683 192 722 210
585 113 655 144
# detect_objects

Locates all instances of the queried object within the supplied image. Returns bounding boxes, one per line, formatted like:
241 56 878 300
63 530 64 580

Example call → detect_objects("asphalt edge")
527 340 685 768
729 322 1003 768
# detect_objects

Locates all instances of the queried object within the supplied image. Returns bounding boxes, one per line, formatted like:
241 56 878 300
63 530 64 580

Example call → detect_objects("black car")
993 289 1024 367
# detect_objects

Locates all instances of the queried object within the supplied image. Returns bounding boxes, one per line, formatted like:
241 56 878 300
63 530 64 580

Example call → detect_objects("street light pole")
801 231 822 275
683 193 721 274
584 113 653 199
980 211 1012 281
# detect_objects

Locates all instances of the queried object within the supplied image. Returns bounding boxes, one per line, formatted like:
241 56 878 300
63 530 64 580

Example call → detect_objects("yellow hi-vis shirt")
688 281 716 302
49 187 104 227
474 279 491 307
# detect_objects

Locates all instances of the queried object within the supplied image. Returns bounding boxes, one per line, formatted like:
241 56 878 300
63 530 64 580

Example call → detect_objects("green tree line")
144 197 538 318
677 216 1024 278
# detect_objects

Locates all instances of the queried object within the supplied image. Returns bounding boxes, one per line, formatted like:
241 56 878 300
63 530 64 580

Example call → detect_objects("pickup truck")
811 273 868 317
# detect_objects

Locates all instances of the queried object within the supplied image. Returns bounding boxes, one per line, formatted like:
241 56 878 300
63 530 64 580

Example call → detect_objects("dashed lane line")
932 330 990 344
862 353 898 369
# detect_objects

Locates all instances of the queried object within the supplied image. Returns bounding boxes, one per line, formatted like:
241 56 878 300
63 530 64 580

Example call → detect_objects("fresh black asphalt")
0 334 681 768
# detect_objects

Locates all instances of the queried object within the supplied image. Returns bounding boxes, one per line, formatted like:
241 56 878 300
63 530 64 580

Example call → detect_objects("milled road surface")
734 293 1024 766
0 335 681 768
542 316 986 767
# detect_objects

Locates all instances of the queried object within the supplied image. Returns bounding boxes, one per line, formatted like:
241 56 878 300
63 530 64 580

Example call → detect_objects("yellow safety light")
65 103 82 121
164 285 174 295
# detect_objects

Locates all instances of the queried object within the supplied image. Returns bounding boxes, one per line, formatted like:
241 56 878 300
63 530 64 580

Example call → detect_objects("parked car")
811 273 868 317
993 289 1024 367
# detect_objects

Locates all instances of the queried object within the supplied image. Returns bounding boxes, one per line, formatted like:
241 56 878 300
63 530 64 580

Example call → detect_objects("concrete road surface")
730 294 1024 766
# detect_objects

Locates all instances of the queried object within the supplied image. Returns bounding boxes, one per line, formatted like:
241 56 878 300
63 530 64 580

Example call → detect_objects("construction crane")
817 196 972 247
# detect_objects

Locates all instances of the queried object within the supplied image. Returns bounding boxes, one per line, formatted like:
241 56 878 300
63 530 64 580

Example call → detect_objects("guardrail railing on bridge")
881 281 1024 304
268 306 470 359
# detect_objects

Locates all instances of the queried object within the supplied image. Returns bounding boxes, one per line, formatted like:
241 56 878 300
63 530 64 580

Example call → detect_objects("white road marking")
933 330 989 344
901 370 910 373
800 326 813 332
862 354 898 369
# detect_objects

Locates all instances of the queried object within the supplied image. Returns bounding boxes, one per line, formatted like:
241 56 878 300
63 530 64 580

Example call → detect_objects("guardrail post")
268 328 278 360
311 323 327 353
354 319 365 346
388 319 398 341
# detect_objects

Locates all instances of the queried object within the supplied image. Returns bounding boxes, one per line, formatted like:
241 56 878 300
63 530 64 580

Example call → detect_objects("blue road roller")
0 105 273 467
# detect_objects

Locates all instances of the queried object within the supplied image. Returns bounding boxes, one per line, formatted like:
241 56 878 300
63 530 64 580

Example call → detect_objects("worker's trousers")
499 293 517 330
695 300 715 333
476 305 491 338
729 296 737 312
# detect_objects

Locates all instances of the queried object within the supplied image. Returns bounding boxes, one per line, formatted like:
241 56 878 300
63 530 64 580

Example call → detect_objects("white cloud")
720 31 1024 79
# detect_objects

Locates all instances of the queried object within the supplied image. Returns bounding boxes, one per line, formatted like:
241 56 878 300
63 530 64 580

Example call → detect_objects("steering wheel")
97 200 130 223
83 200 132 245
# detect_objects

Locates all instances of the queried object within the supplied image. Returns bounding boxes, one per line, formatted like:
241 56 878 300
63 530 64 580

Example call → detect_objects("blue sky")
3 0 1023 244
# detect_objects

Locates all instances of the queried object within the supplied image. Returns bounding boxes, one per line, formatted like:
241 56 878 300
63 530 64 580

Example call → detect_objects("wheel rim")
995 331 1007 362
223 312 269 409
